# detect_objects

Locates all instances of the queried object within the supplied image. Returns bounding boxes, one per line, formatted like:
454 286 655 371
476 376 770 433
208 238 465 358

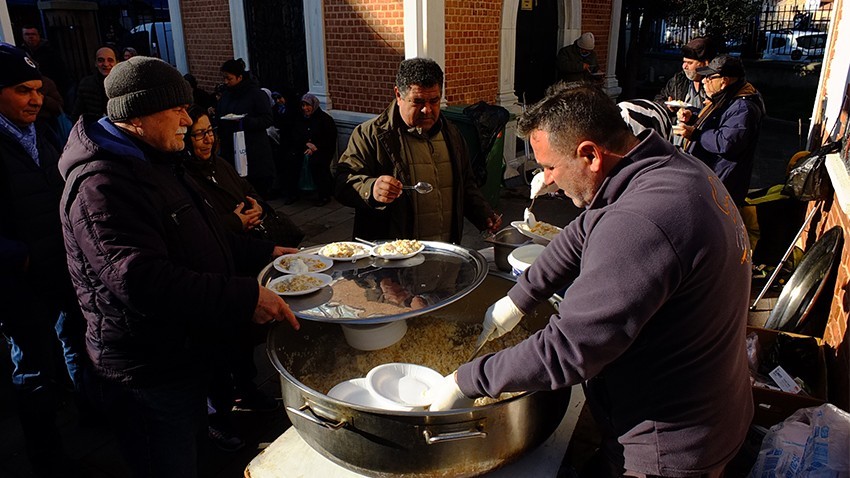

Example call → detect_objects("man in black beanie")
58 56 301 477
654 37 718 140
1 42 87 478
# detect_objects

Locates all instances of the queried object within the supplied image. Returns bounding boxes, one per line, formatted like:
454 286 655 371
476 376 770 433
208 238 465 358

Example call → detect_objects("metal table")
258 241 488 324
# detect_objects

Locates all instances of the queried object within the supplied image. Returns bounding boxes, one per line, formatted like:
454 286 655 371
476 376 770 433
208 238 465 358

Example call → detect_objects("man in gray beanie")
58 56 301 477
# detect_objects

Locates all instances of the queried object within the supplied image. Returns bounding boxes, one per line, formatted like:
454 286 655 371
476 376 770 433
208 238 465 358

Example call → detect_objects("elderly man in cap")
654 37 718 145
556 32 601 83
0 42 87 477
675 54 765 206
655 36 717 111
59 56 301 477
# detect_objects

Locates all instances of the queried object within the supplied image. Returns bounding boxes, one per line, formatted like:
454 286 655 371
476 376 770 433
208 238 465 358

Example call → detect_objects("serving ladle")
402 181 434 194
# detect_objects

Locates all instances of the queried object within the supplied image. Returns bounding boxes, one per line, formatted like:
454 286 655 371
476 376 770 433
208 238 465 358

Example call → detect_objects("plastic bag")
749 403 850 477
783 141 842 202
233 130 248 177
298 154 315 191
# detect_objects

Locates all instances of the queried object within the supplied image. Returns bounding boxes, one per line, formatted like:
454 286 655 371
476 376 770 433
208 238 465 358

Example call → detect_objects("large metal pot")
267 274 569 477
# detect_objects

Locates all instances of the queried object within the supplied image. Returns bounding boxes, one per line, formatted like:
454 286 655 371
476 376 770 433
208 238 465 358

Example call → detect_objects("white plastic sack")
233 130 248 177
749 404 850 477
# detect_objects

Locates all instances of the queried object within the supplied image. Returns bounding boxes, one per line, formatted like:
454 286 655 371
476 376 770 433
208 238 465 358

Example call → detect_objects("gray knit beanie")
105 56 193 121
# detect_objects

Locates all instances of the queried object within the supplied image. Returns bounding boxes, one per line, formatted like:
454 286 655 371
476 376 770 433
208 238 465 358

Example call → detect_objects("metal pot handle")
286 404 346 430
423 425 487 444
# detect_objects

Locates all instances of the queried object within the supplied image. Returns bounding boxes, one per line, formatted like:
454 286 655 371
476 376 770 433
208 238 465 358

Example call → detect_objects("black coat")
71 73 108 122
0 122 74 319
216 78 276 189
183 154 260 235
59 118 274 385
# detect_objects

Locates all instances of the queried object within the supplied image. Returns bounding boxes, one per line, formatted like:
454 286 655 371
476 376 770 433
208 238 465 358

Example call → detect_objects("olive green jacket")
334 101 494 243
556 43 599 83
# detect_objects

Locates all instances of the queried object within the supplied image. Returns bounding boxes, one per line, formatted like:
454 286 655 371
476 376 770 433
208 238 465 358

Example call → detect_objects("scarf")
0 113 39 166
301 93 321 118
684 79 760 151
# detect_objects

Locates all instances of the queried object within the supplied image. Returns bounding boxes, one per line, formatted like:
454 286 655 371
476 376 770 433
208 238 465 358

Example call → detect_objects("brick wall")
324 0 405 114
444 1 501 105
180 0 233 92
803 0 848 412
582 0 611 71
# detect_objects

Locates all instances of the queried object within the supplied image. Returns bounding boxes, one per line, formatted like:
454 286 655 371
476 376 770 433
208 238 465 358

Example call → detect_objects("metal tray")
764 226 842 332
257 241 488 324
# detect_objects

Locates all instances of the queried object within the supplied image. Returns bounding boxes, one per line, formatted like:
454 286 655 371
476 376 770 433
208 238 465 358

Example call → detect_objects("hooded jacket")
59 117 273 385
334 101 494 243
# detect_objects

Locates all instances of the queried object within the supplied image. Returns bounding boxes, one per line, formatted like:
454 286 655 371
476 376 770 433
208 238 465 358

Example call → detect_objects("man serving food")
429 83 753 478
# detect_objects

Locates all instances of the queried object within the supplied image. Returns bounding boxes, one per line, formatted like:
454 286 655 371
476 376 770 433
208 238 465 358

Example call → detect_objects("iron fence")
649 1 833 62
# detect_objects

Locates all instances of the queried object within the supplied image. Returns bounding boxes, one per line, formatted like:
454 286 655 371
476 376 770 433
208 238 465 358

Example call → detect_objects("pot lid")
257 241 488 324
763 226 843 332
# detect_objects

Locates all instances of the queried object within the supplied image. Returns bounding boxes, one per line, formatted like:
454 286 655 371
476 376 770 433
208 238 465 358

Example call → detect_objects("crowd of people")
3 24 766 478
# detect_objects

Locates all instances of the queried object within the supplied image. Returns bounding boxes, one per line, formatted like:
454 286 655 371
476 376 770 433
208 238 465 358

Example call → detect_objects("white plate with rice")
318 242 372 261
370 240 425 260
267 273 332 296
511 220 562 244
273 254 333 274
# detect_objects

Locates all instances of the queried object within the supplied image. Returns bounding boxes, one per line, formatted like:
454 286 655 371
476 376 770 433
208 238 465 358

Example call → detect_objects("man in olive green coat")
557 32 601 84
334 58 501 243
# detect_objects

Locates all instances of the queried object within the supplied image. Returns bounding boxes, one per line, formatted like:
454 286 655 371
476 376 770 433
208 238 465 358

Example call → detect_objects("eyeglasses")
704 75 722 81
190 127 216 141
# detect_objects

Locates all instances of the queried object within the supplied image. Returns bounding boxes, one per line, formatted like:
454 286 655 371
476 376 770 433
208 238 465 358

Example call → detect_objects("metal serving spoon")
402 181 434 194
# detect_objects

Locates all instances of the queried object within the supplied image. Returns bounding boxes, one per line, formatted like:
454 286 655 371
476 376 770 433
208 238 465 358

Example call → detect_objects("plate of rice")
267 273 332 296
273 254 333 274
371 239 425 260
511 220 562 244
318 242 371 261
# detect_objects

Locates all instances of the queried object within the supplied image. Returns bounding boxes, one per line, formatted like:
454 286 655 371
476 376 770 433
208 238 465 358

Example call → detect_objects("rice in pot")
289 317 531 406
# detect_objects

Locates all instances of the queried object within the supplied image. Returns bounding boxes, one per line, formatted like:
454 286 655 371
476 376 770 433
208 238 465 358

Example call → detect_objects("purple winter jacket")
458 131 753 476
59 117 274 386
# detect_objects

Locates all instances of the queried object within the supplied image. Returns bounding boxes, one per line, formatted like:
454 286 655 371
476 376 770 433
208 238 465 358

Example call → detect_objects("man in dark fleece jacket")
430 84 753 477
59 57 300 478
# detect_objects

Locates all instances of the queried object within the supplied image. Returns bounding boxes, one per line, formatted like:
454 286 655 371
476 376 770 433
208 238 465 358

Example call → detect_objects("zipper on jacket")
170 204 192 226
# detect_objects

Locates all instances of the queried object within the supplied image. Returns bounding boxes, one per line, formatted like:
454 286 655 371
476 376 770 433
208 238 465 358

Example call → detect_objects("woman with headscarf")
291 93 338 206
216 58 277 197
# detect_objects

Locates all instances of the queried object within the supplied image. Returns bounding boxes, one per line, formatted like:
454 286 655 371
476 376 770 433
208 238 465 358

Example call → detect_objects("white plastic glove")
476 296 524 348
428 372 474 411
530 171 558 199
